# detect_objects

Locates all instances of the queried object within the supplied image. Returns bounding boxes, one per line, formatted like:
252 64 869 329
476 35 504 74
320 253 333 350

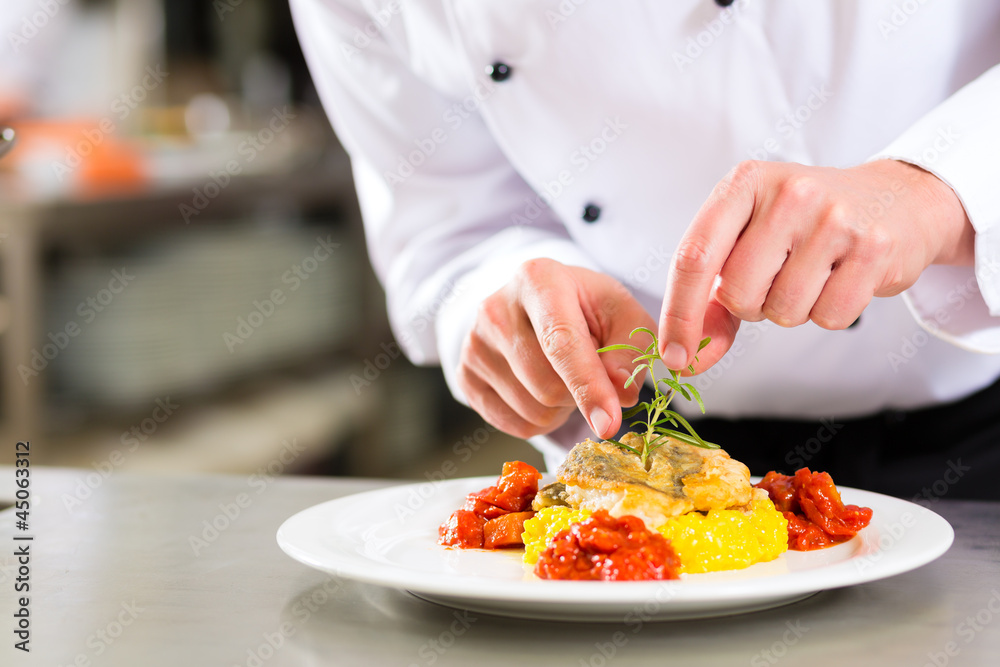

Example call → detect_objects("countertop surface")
1 466 998 666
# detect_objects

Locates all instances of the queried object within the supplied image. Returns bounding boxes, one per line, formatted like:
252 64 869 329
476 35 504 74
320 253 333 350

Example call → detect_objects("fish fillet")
543 433 752 528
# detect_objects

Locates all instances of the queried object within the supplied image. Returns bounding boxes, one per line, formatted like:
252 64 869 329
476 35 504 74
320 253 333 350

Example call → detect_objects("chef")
292 0 1000 499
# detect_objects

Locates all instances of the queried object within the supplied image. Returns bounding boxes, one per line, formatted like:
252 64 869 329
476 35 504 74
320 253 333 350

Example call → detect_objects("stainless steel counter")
1 466 997 666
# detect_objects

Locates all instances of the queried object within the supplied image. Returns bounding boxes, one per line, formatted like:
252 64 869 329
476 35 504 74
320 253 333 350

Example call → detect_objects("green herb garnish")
597 327 718 468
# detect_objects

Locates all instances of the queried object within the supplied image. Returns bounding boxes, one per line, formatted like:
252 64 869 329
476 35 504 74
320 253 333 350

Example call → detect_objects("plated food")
439 442 871 580
438 328 872 581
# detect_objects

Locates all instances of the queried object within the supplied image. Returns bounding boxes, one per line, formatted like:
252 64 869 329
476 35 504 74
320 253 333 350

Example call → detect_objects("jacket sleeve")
290 0 601 403
870 63 1000 353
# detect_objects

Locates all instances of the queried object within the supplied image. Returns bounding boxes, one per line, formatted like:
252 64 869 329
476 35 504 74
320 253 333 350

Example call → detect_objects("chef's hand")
457 259 655 440
658 159 974 372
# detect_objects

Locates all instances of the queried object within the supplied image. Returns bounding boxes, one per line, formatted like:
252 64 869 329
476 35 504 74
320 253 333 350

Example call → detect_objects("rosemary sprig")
596 327 718 468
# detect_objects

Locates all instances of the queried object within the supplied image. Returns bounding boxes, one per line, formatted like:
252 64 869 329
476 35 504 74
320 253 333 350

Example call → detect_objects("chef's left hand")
657 159 974 372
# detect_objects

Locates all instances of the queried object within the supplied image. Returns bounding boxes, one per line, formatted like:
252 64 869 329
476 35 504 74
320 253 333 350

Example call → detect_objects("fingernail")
662 342 688 370
589 408 613 437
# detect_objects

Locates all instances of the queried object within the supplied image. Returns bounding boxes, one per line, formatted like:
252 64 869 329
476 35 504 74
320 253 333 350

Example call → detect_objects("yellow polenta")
656 497 787 573
521 498 787 573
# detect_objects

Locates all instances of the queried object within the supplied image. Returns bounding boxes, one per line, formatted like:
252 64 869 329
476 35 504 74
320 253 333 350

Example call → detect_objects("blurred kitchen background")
0 0 541 478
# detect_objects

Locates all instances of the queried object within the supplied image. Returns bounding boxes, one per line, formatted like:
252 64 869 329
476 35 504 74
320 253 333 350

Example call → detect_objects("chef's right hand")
456 258 655 440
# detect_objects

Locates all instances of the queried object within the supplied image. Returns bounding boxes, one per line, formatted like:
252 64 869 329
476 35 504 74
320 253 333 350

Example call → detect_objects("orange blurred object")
6 119 147 198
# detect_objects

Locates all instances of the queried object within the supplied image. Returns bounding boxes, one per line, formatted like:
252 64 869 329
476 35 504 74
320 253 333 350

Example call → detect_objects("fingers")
459 259 653 441
462 325 574 431
475 292 577 410
518 261 626 439
659 159 957 377
714 188 800 322
457 363 573 439
659 161 761 370
810 261 875 330
763 238 838 328
461 285 576 439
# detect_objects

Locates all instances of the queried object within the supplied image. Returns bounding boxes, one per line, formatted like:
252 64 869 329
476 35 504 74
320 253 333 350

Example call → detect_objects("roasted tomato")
438 510 486 548
755 468 873 551
471 461 542 513
483 511 536 549
757 470 797 513
439 461 542 549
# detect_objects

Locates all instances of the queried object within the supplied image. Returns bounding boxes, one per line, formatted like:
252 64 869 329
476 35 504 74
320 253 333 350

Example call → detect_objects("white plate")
277 476 953 621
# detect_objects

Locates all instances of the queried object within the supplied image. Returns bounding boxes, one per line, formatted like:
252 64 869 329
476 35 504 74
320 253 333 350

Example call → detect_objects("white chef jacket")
291 0 1000 466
